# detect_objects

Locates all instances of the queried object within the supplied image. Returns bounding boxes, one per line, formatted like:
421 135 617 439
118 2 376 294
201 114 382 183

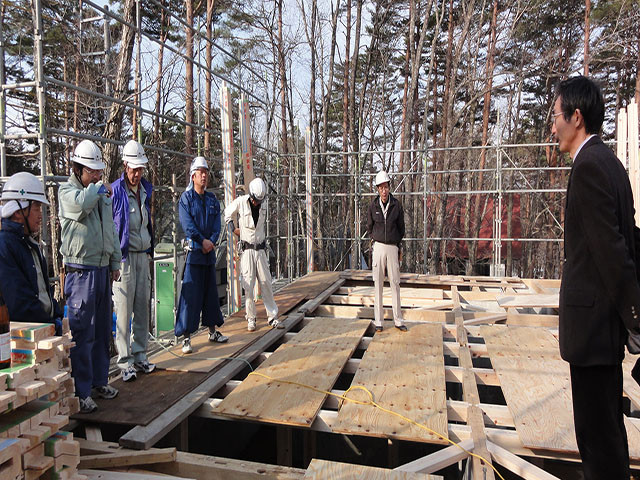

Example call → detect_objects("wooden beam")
487 441 561 480
394 438 474 473
79 447 176 469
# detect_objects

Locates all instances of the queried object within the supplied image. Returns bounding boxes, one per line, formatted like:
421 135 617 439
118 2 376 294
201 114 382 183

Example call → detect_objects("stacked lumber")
0 321 83 480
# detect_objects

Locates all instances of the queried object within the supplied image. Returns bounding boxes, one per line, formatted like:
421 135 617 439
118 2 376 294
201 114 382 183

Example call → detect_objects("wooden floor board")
153 292 306 372
304 459 443 479
333 323 448 444
480 325 577 453
213 318 370 426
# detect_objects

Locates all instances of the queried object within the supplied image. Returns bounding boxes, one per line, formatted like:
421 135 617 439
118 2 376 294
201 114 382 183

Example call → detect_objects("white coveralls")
224 195 278 323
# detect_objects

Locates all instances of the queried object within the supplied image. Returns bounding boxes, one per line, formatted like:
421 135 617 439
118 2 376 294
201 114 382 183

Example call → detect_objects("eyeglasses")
551 112 564 125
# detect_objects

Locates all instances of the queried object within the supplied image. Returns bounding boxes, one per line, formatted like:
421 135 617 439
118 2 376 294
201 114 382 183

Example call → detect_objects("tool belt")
241 240 266 251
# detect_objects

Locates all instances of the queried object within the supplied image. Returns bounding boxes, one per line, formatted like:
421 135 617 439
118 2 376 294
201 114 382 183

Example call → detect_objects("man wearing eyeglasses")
554 76 639 479
58 139 122 414
111 140 156 383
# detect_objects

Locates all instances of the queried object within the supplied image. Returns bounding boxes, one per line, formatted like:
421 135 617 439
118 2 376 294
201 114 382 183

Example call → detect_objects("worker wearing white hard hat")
58 139 122 413
367 170 406 332
0 172 64 334
111 140 156 382
175 156 228 354
224 177 280 332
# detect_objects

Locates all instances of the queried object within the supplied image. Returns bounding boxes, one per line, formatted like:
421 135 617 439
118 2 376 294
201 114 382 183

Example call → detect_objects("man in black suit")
555 75 640 479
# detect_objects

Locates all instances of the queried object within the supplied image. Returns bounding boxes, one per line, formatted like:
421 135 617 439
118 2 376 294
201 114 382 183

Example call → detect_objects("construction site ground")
69 270 640 479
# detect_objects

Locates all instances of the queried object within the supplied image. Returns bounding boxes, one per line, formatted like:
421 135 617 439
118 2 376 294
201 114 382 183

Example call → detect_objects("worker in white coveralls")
224 177 281 332
366 171 407 332
111 140 156 382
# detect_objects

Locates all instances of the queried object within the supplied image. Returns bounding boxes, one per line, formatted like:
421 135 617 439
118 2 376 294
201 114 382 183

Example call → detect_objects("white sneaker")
182 338 192 354
247 319 256 332
122 365 137 382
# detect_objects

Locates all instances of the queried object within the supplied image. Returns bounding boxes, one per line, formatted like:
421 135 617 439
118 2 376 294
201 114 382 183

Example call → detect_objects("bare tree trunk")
583 0 590 76
276 0 290 273
468 0 498 274
185 0 195 164
341 0 351 247
204 0 214 158
102 0 136 181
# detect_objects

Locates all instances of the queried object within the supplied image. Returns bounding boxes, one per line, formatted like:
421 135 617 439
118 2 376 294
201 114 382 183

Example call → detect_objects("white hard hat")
1 172 50 205
375 171 391 186
72 140 105 170
249 177 267 202
122 140 148 167
190 156 209 176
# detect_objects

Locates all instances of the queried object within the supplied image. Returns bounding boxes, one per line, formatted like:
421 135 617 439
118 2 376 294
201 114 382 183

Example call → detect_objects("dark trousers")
175 262 224 338
570 363 630 480
65 267 112 398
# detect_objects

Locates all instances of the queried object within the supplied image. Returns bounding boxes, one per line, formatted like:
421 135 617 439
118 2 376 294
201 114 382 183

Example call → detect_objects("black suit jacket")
559 136 640 366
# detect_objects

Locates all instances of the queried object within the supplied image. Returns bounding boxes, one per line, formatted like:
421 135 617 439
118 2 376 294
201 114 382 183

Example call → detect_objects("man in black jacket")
554 76 639 479
366 171 406 332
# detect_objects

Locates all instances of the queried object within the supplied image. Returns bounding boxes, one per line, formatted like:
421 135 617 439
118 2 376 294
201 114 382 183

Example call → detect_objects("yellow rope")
248 371 505 480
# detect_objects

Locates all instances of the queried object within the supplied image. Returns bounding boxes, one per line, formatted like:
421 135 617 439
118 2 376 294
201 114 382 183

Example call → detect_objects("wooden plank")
304 459 442 479
395 439 473 474
486 441 561 480
153 291 306 372
74 369 207 426
338 285 444 300
623 353 640 410
213 318 369 426
334 323 448 444
313 304 455 323
144 450 307 479
79 447 176 469
480 325 577 453
328 295 452 309
506 311 559 327
496 294 558 308
120 278 345 450
79 470 192 480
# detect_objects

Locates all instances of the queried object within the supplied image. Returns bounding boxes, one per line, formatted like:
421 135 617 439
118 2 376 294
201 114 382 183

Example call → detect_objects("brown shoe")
375 326 383 332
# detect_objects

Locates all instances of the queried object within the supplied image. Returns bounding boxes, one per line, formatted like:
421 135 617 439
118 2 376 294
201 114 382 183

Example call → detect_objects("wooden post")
239 93 255 188
220 82 241 312
627 100 639 225
305 126 314 273
276 426 292 466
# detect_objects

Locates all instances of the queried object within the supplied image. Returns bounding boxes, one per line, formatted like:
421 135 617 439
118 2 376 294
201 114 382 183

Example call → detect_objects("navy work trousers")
175 262 224 338
65 266 112 398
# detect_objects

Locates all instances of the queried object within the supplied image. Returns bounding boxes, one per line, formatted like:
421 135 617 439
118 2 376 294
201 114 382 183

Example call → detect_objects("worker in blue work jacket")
0 172 63 332
58 140 122 414
112 140 156 383
175 156 228 354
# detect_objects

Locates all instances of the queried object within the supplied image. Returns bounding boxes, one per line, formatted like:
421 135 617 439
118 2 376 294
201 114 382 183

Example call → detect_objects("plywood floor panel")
333 323 448 444
304 459 443 479
480 325 576 453
153 292 306 372
213 318 370 426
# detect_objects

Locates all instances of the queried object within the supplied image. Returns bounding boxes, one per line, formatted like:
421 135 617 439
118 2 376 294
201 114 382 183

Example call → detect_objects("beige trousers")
372 242 404 327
